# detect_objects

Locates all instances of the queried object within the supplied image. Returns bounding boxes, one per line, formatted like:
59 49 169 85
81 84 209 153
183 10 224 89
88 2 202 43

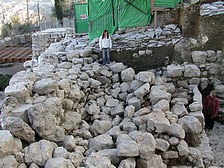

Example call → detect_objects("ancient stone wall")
31 28 74 58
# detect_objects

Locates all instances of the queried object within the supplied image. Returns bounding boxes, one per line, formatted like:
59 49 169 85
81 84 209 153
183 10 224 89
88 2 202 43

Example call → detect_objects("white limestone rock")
152 99 170 112
0 155 19 168
134 83 150 99
184 64 200 77
61 111 82 132
189 102 203 112
178 116 203 134
171 102 188 117
116 134 140 157
192 51 207 65
106 98 119 107
111 103 125 116
149 85 171 105
10 104 33 123
5 82 30 101
24 139 58 166
128 80 144 92
9 70 37 87
106 126 125 139
86 152 114 168
209 63 219 75
88 134 114 152
147 109 170 133
135 71 155 84
167 64 183 77
90 120 113 136
109 62 126 73
53 147 69 158
137 154 167 168
121 67 135 82
33 78 57 94
68 151 85 167
28 103 66 141
118 158 136 168
44 157 75 168
96 149 120 166
129 131 156 159
177 140 190 156
2 117 35 143
62 135 76 151
127 97 141 111
0 130 22 158
155 138 170 152
124 105 135 118
167 123 185 139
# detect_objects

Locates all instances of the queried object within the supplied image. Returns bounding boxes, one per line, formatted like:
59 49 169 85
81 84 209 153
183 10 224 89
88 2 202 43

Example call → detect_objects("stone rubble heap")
2 34 224 167
32 24 182 58
90 24 182 51
200 1 224 16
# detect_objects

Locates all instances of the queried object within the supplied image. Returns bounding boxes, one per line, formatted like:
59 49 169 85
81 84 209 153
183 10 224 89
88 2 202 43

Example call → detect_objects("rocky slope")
1 30 223 167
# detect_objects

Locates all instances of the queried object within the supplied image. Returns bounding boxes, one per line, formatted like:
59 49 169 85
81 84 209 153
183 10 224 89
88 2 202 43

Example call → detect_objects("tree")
54 0 63 25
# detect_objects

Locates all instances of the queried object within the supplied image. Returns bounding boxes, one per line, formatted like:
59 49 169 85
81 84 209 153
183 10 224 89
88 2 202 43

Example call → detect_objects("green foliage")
1 22 32 38
0 74 11 91
54 0 63 24
13 22 31 35
52 0 73 19
1 23 12 38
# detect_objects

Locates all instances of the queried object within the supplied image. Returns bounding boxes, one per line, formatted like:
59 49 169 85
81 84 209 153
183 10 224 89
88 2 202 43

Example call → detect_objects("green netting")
74 3 88 33
154 0 178 8
88 0 118 42
118 0 151 28
88 0 151 41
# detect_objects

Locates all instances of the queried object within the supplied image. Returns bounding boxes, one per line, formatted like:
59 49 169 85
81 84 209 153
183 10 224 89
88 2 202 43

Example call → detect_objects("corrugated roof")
0 46 32 63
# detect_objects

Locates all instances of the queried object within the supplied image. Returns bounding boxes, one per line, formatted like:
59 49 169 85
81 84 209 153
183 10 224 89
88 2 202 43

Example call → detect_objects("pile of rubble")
1 34 223 167
91 24 182 51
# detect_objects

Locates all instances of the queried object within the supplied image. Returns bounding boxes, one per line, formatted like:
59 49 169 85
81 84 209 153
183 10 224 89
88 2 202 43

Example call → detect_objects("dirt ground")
207 121 224 167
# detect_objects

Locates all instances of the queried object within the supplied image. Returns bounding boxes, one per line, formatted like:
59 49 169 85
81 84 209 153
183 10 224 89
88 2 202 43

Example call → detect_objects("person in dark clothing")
203 90 220 130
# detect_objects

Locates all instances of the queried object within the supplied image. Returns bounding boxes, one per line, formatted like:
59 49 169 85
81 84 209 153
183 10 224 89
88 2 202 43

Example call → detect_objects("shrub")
0 74 12 91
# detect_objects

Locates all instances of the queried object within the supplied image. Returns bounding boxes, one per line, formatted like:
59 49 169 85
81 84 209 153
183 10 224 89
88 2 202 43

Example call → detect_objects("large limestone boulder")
137 154 167 168
192 51 207 65
5 82 30 101
33 78 57 95
178 116 202 134
121 67 135 82
2 117 35 143
129 131 156 159
0 155 19 168
167 64 183 77
9 70 37 87
28 103 66 141
88 134 114 152
86 152 114 168
147 109 170 133
0 130 22 158
184 64 200 77
116 134 140 157
23 139 58 166
135 71 155 84
44 157 75 168
149 85 171 105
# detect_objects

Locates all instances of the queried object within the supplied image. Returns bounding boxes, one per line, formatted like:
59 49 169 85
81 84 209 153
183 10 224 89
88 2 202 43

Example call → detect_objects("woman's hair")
210 90 216 97
102 29 109 39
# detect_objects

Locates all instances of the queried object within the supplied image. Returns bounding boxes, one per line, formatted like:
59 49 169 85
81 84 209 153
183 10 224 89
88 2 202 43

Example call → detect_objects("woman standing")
203 90 220 131
99 30 112 65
